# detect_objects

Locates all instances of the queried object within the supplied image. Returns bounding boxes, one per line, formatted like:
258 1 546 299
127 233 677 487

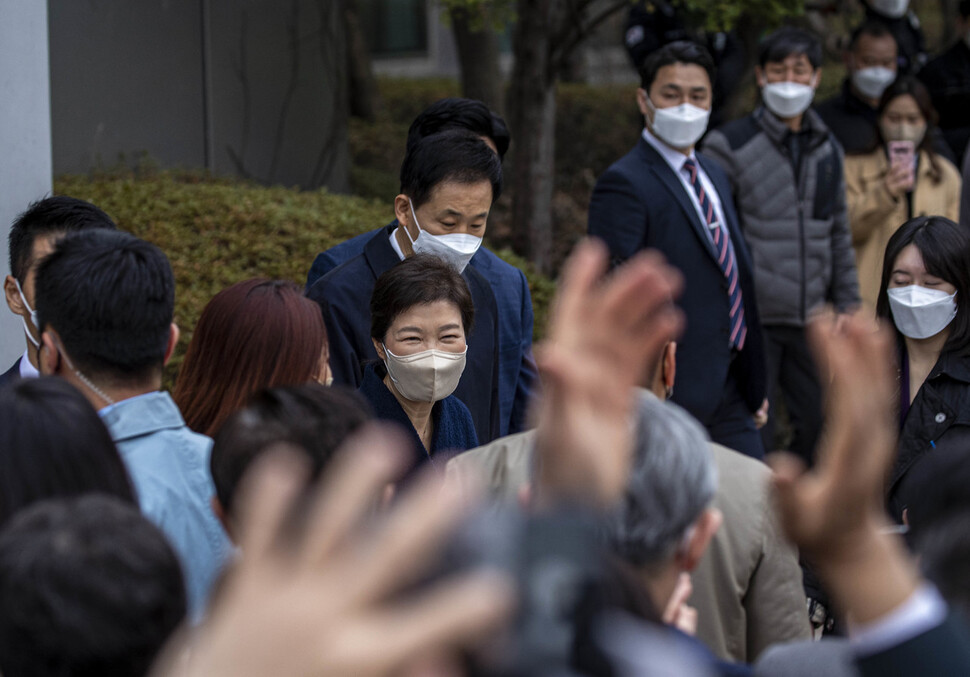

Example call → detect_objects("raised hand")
165 426 513 677
533 238 684 507
770 310 920 624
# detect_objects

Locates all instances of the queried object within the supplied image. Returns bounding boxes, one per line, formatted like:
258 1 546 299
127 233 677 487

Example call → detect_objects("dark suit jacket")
0 358 21 389
306 225 501 444
587 138 767 424
856 613 970 676
306 224 537 437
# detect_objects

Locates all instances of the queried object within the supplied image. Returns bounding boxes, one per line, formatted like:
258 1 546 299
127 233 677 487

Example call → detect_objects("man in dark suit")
587 40 767 459
305 98 537 438
2 197 117 390
307 130 502 444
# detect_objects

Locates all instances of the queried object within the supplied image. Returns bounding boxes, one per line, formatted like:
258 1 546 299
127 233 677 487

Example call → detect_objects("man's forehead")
654 62 711 88
856 33 898 56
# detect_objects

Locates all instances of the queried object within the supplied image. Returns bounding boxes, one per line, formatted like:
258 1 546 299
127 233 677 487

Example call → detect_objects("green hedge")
53 169 554 387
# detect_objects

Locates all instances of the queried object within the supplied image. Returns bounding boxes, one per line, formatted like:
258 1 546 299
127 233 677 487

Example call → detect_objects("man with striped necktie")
588 41 769 460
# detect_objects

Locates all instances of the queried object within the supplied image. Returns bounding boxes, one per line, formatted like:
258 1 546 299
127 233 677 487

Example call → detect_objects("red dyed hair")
173 279 327 436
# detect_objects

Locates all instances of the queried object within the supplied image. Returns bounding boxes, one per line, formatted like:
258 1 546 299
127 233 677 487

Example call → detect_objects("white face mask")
887 285 958 340
870 0 909 18
403 200 482 274
382 344 467 403
852 66 896 100
13 278 40 349
645 95 711 150
762 79 817 118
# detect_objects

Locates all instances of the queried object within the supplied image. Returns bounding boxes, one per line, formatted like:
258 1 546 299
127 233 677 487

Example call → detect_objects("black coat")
889 350 970 522
0 358 21 390
587 138 767 425
919 40 970 164
306 225 501 444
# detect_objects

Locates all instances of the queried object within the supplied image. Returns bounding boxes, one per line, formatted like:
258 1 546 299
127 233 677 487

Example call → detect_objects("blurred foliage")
54 165 554 388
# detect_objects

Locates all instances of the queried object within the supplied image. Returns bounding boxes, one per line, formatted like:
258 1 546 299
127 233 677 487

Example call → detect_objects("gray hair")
606 390 717 567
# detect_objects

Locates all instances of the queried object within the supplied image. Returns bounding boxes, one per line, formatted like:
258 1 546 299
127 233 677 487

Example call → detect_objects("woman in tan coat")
846 76 962 310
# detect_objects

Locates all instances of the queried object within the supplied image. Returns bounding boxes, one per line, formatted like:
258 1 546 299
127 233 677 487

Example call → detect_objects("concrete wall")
49 0 349 191
0 0 53 367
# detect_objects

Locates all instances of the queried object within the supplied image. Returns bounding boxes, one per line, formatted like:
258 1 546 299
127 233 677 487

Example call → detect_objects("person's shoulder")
711 114 762 151
471 248 528 285
308 252 373 303
936 152 963 183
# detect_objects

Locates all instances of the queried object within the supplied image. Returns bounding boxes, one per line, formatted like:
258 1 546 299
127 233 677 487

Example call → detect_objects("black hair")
370 254 475 343
876 216 970 356
0 377 136 528
0 495 186 677
961 0 970 18
399 129 503 210
211 383 373 517
406 97 511 159
34 229 175 382
848 19 897 52
639 40 715 92
7 196 117 283
758 27 823 70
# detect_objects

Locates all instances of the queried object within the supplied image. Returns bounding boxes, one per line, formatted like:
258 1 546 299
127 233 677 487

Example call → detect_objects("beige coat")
446 431 810 663
846 149 961 309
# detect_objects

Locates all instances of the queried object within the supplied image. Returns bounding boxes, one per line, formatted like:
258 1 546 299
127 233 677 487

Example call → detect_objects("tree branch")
551 0 629 75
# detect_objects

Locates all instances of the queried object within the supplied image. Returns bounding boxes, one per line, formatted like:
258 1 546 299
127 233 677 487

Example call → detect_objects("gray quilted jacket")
702 107 860 326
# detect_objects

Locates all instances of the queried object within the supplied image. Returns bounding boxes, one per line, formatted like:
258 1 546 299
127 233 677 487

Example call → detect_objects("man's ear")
4 275 25 315
163 323 180 366
679 507 722 572
663 341 677 395
39 330 61 376
393 194 413 231
755 66 766 89
373 338 387 360
636 87 651 118
211 496 234 543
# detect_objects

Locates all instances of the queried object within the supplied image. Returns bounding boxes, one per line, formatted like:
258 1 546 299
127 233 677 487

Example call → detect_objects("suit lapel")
640 144 720 263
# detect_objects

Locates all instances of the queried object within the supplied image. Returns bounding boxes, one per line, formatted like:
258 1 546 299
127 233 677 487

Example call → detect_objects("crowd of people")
3 2 970 674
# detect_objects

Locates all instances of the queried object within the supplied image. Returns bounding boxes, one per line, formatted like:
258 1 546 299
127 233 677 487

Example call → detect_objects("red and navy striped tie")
683 157 747 350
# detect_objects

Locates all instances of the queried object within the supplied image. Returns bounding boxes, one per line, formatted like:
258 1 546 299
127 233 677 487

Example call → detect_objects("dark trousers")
761 325 823 465
706 374 765 461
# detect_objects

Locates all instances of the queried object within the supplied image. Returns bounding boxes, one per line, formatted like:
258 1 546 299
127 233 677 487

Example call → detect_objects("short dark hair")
639 40 715 92
399 129 503 209
876 216 970 356
0 495 186 677
848 19 897 52
0 378 136 528
960 0 970 18
34 229 175 382
758 27 822 70
370 254 475 343
7 196 117 283
406 97 511 159
211 383 373 517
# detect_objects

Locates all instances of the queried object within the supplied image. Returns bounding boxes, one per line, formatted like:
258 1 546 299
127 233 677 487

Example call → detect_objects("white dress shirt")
641 127 727 243
18 349 39 379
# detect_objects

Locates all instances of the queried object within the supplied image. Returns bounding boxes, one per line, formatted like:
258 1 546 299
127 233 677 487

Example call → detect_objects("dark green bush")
54 168 553 388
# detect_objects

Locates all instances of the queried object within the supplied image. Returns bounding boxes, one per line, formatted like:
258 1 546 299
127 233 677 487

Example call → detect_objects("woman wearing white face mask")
846 77 962 310
876 217 970 522
359 255 478 473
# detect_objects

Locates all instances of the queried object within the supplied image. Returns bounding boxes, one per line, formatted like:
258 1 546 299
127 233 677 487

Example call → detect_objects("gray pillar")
0 0 52 366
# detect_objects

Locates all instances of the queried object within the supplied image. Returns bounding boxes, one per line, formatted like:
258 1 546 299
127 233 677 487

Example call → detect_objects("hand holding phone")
886 140 916 197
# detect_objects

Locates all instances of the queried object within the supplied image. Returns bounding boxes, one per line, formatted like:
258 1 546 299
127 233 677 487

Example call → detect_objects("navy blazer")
588 138 767 425
306 225 502 444
0 358 21 390
856 613 970 676
305 223 537 437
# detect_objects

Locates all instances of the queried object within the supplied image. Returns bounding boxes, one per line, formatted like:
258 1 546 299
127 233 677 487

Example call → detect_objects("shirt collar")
19 350 39 379
641 126 696 174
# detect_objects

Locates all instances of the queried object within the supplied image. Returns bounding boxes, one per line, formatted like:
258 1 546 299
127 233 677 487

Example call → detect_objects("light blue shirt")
100 391 231 619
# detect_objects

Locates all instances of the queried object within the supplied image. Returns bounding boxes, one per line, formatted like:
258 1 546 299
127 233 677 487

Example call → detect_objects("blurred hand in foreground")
161 426 513 677
771 310 920 625
534 239 684 507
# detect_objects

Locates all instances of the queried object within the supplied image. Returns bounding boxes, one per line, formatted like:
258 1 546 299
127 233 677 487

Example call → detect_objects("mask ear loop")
52 339 116 407
404 199 421 247
12 279 41 348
